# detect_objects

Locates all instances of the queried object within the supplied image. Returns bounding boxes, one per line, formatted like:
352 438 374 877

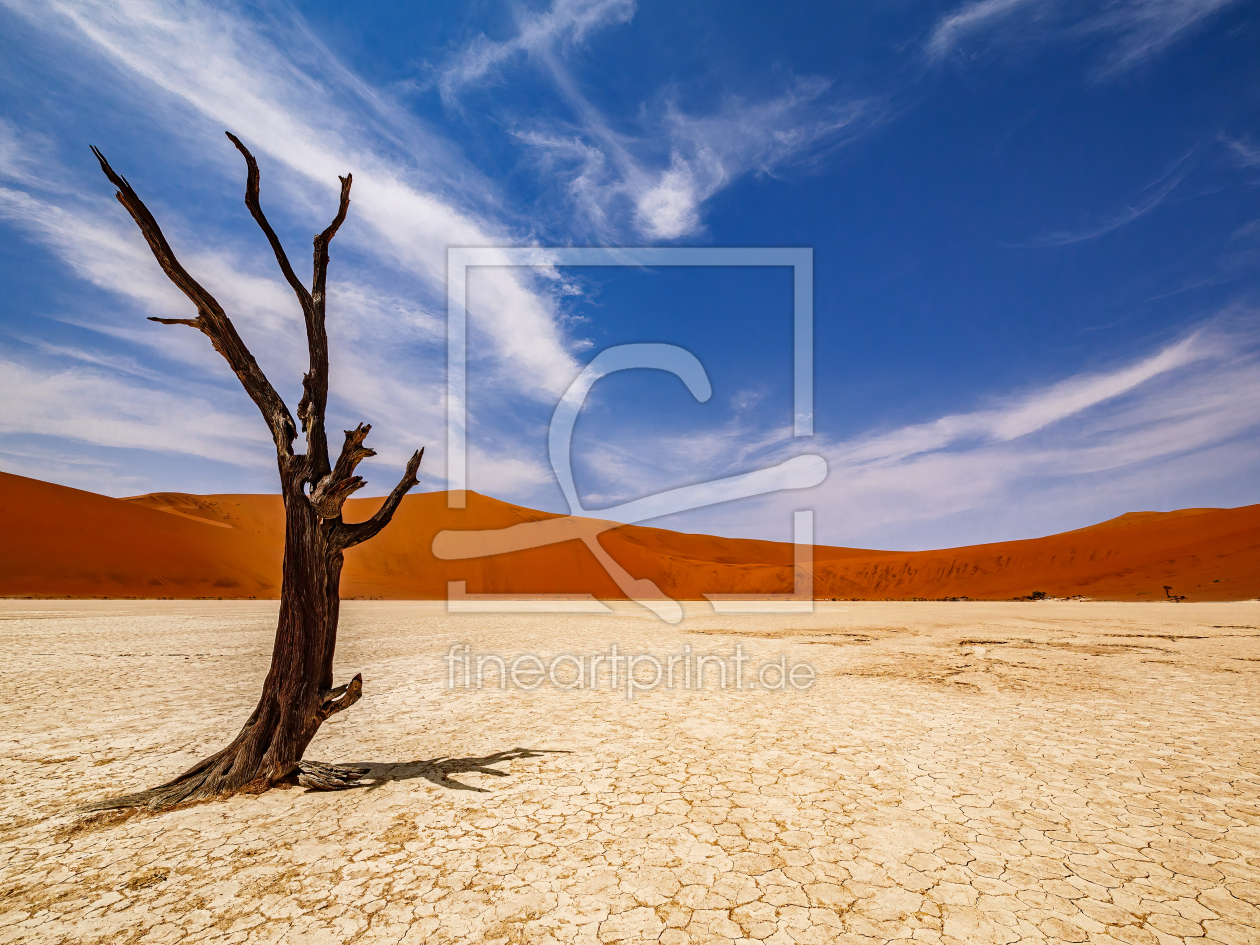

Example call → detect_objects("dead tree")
86 134 423 809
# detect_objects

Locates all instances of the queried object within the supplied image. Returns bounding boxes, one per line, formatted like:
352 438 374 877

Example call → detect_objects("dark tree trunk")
85 136 422 810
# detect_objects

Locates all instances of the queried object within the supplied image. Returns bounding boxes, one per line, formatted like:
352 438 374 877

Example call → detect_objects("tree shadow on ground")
337 747 570 793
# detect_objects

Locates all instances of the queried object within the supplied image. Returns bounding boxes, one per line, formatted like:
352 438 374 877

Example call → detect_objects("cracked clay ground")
3 600 1260 945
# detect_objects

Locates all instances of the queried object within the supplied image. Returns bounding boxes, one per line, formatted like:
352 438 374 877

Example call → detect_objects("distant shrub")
1030 590 1047 600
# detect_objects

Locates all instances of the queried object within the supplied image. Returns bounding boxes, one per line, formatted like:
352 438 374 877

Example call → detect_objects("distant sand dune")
1 471 1256 600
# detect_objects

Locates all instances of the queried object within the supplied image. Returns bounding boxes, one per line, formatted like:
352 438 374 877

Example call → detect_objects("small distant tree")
88 134 423 808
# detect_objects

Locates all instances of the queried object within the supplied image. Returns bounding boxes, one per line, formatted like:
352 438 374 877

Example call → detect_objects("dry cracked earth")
2 599 1260 945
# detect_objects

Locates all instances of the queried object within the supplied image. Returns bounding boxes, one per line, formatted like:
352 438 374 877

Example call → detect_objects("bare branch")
91 145 297 461
221 133 353 485
331 423 377 480
334 448 423 550
148 316 200 327
301 172 353 483
297 372 317 435
317 673 362 722
309 475 367 519
314 174 353 297
225 132 311 312
308 423 378 519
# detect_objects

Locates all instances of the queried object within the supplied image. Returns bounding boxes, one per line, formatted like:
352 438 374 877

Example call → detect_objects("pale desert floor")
3 600 1260 945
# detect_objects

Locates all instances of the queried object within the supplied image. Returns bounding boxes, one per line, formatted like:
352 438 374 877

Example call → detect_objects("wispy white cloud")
0 117 63 190
441 0 874 240
926 0 1242 77
0 183 314 387
3 0 1252 540
466 445 555 498
7 335 174 384
1019 151 1193 246
0 0 612 497
927 0 1039 61
576 415 793 509
520 88 870 241
523 76 873 241
439 0 636 104
1232 218 1260 241
0 179 457 489
0 0 873 511
0 352 269 467
828 332 1210 465
0 442 155 495
566 320 1260 547
1087 0 1243 75
1222 135 1260 168
793 330 1260 548
2 0 580 399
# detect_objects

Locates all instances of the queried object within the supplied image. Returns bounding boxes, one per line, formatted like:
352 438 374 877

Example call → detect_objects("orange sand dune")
1 470 1257 601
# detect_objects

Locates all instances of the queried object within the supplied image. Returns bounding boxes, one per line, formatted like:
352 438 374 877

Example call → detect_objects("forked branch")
308 475 365 520
94 138 421 521
331 424 378 481
335 448 424 550
225 132 311 311
91 146 297 460
224 132 353 484
309 424 378 519
300 168 353 481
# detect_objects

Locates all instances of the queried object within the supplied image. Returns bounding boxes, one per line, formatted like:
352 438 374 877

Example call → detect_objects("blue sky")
1 0 1258 550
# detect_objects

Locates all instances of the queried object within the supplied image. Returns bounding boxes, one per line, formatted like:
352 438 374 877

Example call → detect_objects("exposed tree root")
80 673 367 812
296 761 370 790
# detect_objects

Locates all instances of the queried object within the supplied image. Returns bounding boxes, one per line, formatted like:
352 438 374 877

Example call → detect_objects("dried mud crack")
3 599 1259 945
